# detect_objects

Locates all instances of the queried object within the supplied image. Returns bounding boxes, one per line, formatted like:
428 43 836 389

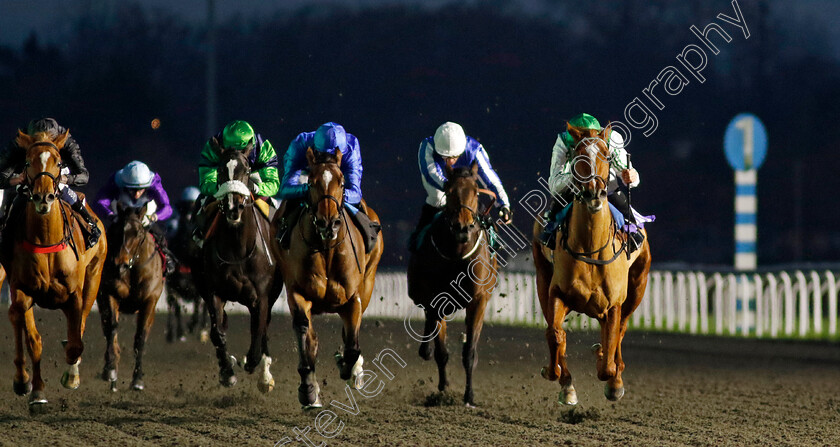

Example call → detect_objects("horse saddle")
348 202 381 254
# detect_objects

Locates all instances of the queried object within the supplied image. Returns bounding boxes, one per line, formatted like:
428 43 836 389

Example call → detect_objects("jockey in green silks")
193 120 281 243
540 113 647 251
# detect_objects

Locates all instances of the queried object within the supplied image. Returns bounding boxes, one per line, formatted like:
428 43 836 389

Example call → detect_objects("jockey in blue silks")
408 121 512 251
276 122 380 252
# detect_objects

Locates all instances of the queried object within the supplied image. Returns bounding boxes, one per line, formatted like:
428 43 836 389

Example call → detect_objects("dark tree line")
0 0 838 266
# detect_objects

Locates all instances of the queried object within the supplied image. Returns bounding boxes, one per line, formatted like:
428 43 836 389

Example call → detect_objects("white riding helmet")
115 160 155 189
433 122 467 158
180 186 200 202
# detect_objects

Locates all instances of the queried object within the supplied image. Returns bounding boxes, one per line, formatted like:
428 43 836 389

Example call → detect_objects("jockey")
408 121 512 251
193 120 281 241
0 118 100 248
276 122 380 252
92 160 177 274
541 112 645 250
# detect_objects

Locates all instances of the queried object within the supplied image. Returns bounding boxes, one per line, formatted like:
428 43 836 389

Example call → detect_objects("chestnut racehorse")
407 162 499 407
4 130 107 412
271 147 383 409
196 143 282 393
97 203 164 391
532 123 651 405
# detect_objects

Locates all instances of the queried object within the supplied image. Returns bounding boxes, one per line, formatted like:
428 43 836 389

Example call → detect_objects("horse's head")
111 202 148 272
567 122 613 213
443 162 481 244
17 129 66 215
213 138 253 225
306 146 344 241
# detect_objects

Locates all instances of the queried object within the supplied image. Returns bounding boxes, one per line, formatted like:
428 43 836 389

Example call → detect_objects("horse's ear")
470 160 479 176
53 129 70 149
305 146 316 166
334 148 343 166
242 140 254 157
15 129 32 149
210 137 222 151
601 123 612 140
444 161 454 179
566 123 584 143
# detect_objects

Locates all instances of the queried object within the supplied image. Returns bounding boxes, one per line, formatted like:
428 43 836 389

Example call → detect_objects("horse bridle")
23 141 63 196
562 137 627 265
429 187 494 262
115 220 154 271
19 141 73 252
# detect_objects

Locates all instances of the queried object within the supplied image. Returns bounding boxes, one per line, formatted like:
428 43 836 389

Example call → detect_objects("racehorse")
4 130 107 412
97 203 164 391
407 162 498 407
271 147 383 409
195 142 282 393
165 203 207 343
532 123 651 405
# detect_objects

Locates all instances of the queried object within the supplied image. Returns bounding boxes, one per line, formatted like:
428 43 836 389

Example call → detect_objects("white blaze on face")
322 170 333 187
226 159 237 181
39 152 51 171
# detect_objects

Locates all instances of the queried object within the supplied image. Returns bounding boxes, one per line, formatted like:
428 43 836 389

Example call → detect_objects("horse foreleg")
337 297 364 388
462 295 489 407
8 300 30 396
22 303 46 408
542 293 576 405
418 309 437 361
434 318 449 392
596 306 621 401
245 296 269 374
290 292 320 408
60 297 84 390
610 249 651 401
205 294 236 387
97 293 120 390
131 301 156 391
166 289 183 343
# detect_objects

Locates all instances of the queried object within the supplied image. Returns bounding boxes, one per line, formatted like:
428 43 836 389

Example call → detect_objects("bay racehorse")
165 202 208 343
196 142 282 393
407 162 498 407
4 130 107 412
532 123 651 405
272 147 383 409
97 202 164 391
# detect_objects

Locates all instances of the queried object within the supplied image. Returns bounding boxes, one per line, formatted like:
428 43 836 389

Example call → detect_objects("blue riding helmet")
314 122 347 154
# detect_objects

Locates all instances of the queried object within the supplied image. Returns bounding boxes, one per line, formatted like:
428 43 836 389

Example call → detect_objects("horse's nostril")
32 194 41 202
237 203 245 210
315 218 327 228
46 193 55 202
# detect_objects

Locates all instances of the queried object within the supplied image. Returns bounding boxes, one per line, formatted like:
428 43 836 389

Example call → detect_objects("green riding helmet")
221 120 255 150
562 113 602 148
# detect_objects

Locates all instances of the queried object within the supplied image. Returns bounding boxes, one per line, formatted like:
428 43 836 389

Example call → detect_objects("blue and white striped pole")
734 169 757 270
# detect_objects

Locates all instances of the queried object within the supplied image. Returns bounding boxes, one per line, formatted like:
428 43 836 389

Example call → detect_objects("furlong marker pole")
734 169 757 270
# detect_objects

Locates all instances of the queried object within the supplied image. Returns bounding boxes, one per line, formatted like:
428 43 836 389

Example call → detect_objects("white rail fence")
38 269 839 340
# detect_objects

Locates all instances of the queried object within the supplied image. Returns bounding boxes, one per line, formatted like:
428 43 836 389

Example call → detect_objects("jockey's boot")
539 198 568 248
407 204 440 253
608 190 644 252
72 201 101 249
277 200 304 250
348 206 381 254
150 225 177 275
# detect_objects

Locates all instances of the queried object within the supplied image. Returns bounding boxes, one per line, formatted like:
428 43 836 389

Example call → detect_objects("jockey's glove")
249 172 262 184
499 207 513 225
251 182 261 195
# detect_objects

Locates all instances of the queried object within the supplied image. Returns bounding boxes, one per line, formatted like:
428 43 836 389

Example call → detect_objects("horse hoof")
131 379 145 391
200 330 210 343
110 380 118 392
61 371 80 390
347 355 365 390
591 343 602 355
220 375 237 388
464 402 477 409
28 391 48 414
179 336 187 343
560 385 578 406
605 385 625 401
418 344 431 361
258 378 275 394
13 379 32 396
302 400 323 410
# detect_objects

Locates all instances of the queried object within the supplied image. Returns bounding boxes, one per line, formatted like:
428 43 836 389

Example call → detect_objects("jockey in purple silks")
93 160 176 274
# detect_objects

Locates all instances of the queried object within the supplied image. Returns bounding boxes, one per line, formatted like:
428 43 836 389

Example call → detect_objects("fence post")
827 271 837 337
810 271 822 337
727 274 737 335
795 271 808 337
765 273 779 338
677 272 687 332
714 273 724 335
698 273 709 334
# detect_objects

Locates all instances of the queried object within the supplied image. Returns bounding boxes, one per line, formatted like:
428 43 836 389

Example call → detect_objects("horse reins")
18 142 75 256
